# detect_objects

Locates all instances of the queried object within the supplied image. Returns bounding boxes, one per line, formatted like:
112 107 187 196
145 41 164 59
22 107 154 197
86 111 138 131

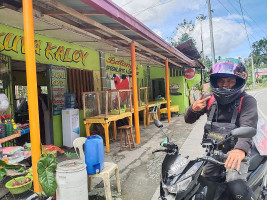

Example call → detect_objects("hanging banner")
49 65 67 115
184 68 195 80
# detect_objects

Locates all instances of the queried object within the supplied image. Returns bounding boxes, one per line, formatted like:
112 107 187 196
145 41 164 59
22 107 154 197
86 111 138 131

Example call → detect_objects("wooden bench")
160 105 179 116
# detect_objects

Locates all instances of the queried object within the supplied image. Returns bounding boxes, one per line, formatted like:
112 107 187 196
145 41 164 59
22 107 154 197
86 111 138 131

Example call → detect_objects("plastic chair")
147 103 159 125
73 137 121 200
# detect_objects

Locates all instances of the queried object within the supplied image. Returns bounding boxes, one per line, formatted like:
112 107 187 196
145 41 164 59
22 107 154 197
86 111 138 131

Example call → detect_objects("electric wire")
238 0 251 49
132 0 175 16
236 1 267 38
216 0 258 43
227 0 266 39
121 0 134 8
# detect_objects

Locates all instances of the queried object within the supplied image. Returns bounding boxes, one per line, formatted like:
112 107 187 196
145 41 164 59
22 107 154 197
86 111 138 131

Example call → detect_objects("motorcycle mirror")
154 119 163 128
231 127 257 138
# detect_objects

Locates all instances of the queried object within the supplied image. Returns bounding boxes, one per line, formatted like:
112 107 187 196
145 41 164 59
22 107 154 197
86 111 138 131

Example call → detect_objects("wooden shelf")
0 130 21 144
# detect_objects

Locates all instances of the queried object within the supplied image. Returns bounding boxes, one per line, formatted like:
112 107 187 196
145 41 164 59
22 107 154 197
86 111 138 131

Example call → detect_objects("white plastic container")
56 159 88 200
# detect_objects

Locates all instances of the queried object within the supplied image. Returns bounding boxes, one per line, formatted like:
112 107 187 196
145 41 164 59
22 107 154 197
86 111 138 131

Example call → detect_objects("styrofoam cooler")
62 108 80 148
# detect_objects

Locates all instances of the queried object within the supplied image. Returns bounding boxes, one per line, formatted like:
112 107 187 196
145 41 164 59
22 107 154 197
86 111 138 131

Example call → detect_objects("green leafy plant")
64 152 76 160
195 83 203 90
37 146 57 197
0 160 25 182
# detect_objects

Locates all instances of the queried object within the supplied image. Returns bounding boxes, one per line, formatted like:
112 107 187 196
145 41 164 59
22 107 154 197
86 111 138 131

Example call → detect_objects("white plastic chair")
73 137 121 200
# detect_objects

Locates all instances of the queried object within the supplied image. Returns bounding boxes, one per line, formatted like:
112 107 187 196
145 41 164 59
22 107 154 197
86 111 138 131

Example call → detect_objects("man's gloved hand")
192 93 211 112
225 149 246 171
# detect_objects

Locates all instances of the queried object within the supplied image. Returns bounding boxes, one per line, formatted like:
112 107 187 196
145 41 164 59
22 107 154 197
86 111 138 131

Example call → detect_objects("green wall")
169 76 189 113
150 66 165 79
186 74 201 88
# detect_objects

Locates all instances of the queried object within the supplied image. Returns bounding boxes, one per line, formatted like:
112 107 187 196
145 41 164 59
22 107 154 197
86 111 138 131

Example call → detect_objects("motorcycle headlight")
163 176 192 194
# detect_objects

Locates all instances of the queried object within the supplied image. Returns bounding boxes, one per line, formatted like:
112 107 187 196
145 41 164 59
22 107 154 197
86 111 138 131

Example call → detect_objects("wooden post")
131 42 140 143
138 88 141 107
83 93 86 119
145 87 148 105
117 91 121 114
96 93 101 115
129 90 132 112
165 59 171 123
105 91 108 118
22 0 41 193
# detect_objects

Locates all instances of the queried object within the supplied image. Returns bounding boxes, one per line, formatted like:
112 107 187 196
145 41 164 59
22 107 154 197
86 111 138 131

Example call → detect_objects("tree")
169 19 196 47
251 37 267 67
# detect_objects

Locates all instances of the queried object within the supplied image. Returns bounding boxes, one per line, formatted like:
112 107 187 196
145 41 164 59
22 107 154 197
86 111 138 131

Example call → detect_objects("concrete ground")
86 114 205 200
0 113 202 200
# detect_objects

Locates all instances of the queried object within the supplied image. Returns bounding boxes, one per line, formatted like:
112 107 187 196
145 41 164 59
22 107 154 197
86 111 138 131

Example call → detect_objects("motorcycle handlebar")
200 156 225 165
212 150 247 162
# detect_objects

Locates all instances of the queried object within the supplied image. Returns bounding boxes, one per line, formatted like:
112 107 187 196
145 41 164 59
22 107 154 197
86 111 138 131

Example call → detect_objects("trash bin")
56 159 88 200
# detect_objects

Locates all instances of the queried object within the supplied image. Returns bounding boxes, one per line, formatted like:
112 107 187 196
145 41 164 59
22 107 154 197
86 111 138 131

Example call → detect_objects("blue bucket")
84 135 104 175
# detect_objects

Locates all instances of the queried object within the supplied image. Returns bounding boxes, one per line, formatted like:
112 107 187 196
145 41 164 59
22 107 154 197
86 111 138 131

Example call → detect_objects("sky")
111 0 267 60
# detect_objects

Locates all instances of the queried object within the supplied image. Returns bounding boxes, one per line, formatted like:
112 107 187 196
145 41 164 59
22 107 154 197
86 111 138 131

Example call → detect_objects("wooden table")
84 112 132 153
146 100 171 124
131 105 147 129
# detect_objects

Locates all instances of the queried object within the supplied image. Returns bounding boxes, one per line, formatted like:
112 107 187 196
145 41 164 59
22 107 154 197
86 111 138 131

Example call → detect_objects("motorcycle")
153 119 267 200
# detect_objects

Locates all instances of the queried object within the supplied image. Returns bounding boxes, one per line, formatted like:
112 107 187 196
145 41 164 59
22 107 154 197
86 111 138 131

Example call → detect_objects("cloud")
173 17 251 57
152 29 163 38
112 0 204 25
226 14 252 22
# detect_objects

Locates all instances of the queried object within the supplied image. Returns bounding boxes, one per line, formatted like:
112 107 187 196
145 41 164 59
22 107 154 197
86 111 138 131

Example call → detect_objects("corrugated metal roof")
1 0 202 68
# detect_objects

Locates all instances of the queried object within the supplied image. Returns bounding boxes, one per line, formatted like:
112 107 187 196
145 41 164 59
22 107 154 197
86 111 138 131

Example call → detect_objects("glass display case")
82 89 132 119
138 87 148 107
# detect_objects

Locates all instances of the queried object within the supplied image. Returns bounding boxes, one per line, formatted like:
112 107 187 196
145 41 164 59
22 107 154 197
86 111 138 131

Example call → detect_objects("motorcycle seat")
248 144 265 171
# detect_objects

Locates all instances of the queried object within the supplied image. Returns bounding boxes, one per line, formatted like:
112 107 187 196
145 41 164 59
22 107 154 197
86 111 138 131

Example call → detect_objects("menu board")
49 65 67 115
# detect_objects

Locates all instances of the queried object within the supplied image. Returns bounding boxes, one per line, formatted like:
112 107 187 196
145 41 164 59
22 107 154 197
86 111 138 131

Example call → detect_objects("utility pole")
207 0 216 66
196 14 206 60
196 14 206 90
251 54 256 87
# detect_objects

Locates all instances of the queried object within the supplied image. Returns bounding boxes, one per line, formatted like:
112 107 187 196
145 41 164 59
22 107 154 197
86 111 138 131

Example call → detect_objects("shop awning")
1 0 198 68
176 39 205 69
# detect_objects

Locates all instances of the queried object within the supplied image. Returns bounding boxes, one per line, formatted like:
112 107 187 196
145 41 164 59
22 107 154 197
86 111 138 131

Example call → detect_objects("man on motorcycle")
184 61 258 200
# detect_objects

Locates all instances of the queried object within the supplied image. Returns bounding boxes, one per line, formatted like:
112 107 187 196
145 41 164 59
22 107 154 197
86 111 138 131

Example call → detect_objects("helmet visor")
210 62 248 80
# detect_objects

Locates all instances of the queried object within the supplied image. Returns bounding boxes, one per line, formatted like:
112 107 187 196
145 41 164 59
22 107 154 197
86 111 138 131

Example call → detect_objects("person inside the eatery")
38 86 48 144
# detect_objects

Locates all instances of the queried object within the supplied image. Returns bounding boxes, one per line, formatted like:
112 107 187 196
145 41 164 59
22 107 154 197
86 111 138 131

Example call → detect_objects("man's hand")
225 149 246 171
192 93 211 112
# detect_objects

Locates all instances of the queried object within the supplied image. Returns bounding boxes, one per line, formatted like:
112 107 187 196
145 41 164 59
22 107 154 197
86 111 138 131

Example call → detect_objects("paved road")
252 88 267 121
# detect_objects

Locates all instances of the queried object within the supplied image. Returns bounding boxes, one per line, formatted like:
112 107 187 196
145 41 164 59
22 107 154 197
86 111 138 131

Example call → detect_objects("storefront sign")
0 24 100 70
105 56 139 75
49 65 67 115
184 68 195 80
